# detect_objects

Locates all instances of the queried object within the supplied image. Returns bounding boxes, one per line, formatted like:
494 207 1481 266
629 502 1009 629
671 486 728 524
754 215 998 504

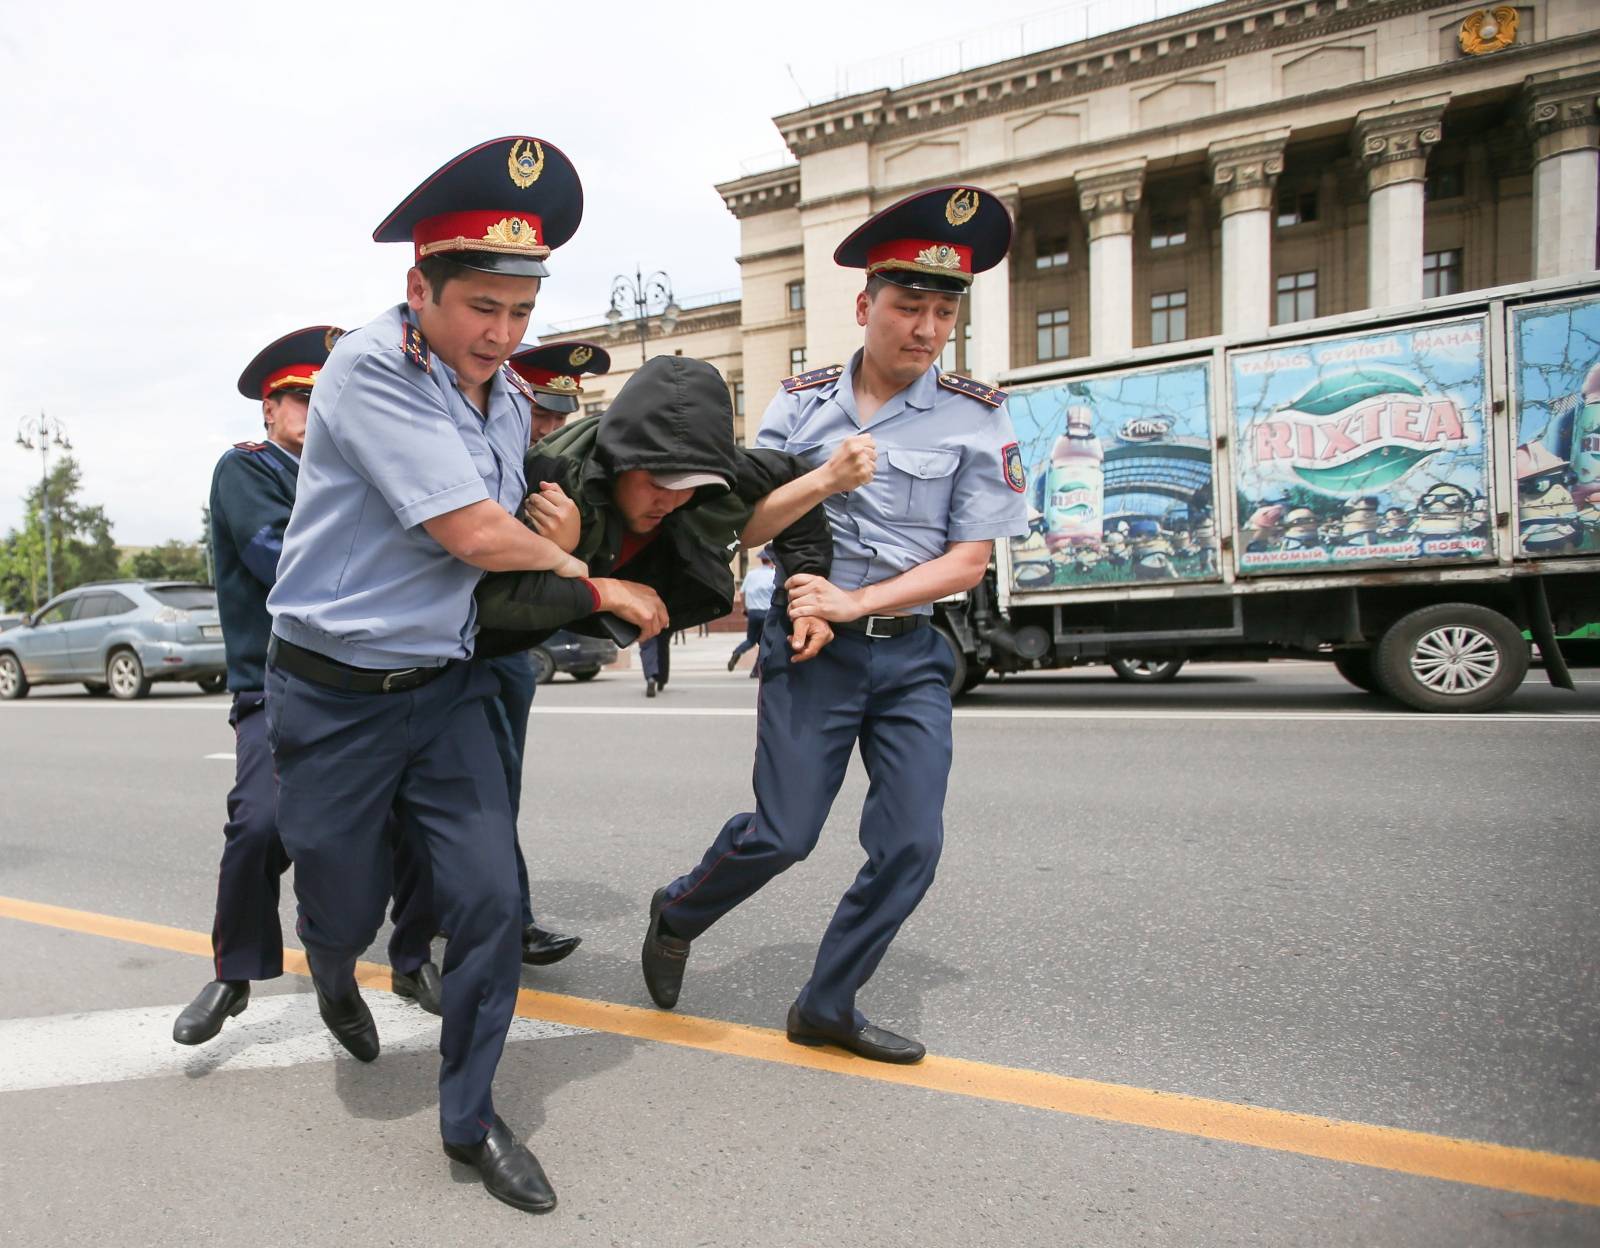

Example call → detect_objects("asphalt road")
2 645 1597 1246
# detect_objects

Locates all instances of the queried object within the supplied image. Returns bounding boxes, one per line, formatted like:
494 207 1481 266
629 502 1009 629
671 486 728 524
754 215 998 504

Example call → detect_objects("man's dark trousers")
267 658 522 1145
729 610 768 664
659 608 954 1032
485 652 538 928
211 691 289 981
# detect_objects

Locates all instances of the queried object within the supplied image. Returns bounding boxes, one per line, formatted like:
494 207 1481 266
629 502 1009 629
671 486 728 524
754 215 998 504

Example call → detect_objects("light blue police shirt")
756 349 1027 615
268 304 530 667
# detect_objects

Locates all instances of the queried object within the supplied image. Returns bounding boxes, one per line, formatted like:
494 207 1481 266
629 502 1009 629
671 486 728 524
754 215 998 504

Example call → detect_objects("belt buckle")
864 615 895 639
381 668 420 692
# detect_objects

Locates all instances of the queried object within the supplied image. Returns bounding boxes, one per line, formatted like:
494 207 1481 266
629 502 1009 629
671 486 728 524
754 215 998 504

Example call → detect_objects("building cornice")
735 244 805 265
716 165 802 219
543 302 742 343
773 0 1515 158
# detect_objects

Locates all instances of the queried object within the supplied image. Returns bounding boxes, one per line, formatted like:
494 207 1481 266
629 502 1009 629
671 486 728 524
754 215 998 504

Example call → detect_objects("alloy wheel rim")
0 659 15 695
110 655 138 694
1409 625 1500 694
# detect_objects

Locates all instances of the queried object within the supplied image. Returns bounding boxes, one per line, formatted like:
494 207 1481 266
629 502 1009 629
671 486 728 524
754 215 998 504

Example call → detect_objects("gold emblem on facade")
482 217 540 249
945 188 979 227
569 346 593 367
914 243 962 271
1458 7 1517 55
508 139 545 188
323 328 344 352
545 375 579 392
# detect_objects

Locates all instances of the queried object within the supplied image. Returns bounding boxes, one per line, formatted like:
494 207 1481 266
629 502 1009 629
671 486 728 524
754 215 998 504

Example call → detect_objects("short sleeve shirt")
267 304 531 667
756 349 1027 614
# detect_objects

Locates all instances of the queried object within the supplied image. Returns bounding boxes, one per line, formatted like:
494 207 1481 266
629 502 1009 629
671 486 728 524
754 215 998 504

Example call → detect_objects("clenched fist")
824 433 877 493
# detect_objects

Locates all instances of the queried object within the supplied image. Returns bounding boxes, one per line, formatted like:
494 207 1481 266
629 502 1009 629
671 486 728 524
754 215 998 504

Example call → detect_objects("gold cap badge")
508 139 545 189
324 328 344 353
569 346 593 367
946 189 978 227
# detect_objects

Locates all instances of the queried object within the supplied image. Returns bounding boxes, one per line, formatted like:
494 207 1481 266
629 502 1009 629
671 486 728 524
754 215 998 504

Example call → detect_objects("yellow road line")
4 893 1598 1208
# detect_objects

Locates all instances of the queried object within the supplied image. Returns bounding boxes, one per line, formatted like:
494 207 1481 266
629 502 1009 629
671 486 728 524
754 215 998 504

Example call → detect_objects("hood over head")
596 356 738 508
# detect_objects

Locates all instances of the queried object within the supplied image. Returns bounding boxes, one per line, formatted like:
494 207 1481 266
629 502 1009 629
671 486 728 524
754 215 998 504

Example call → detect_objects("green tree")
0 455 119 612
122 539 207 582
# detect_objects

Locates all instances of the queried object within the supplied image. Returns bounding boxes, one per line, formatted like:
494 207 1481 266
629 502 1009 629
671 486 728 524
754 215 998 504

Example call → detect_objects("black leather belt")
267 636 446 694
834 614 927 639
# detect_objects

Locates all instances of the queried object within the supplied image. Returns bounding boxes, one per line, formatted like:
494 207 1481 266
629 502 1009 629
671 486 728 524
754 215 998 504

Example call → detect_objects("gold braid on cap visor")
417 217 552 260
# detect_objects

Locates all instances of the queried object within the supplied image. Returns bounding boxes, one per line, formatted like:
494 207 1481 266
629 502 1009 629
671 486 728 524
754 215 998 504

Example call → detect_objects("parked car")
528 629 617 684
0 581 226 700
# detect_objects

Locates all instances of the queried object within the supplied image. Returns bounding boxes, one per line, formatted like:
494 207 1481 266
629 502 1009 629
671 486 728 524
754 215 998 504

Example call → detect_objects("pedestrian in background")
727 549 776 676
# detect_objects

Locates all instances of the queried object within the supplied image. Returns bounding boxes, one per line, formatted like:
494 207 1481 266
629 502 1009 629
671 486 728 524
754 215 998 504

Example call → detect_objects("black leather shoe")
313 981 380 1062
172 979 249 1045
392 961 443 1016
641 887 689 1009
521 924 581 966
726 653 739 672
443 1115 556 1213
785 1003 925 1064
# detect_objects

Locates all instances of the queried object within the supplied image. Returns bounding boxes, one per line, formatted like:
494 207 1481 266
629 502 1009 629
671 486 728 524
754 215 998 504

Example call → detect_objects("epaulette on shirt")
502 364 538 403
231 440 271 453
937 372 1005 407
781 364 844 393
401 321 432 374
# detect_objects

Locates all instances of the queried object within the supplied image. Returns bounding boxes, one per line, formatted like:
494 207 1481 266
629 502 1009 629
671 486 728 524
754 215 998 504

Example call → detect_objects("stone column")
1524 70 1600 279
967 187 1018 383
1208 130 1289 337
1353 95 1449 309
1077 160 1145 357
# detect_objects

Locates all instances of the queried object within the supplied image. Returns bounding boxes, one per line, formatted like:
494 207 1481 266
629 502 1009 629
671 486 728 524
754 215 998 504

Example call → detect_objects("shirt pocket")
882 447 961 518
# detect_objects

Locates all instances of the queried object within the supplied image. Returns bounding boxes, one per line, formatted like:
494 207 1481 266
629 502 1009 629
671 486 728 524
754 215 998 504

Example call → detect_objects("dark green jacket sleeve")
736 448 832 577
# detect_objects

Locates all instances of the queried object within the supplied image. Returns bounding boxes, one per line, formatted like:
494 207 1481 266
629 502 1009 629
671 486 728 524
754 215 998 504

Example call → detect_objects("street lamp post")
15 412 71 604
606 265 681 365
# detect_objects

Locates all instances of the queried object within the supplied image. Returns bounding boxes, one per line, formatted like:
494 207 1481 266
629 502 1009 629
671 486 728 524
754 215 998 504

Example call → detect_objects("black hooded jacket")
474 355 830 655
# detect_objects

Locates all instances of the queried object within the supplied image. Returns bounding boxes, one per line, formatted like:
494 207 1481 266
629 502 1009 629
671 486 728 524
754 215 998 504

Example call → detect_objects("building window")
1423 249 1462 299
1034 238 1069 270
1425 167 1464 201
732 381 745 419
787 281 805 312
1036 308 1070 361
1149 218 1187 249
583 401 605 417
1275 190 1318 228
939 322 973 373
790 346 807 373
1150 290 1187 345
1275 271 1317 324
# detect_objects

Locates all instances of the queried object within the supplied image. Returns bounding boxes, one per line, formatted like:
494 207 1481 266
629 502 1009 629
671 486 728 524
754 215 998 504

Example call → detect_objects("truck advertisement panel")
1510 294 1600 557
1003 360 1219 593
1230 316 1491 575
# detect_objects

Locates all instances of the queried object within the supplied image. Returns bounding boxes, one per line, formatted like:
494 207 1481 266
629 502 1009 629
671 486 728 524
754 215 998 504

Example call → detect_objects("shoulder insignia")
1002 442 1026 493
231 440 271 453
502 365 538 403
780 364 844 393
401 322 432 374
938 372 1005 407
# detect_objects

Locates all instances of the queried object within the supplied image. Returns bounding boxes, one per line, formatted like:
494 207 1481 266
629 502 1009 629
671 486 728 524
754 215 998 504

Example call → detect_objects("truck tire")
933 625 969 699
1109 657 1185 683
1331 649 1380 694
960 666 989 694
1374 604 1529 713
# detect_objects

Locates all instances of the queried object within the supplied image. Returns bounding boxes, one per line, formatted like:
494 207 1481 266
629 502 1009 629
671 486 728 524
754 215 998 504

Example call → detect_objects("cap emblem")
915 244 962 271
482 217 540 249
545 375 579 392
945 189 979 227
508 139 545 189
569 345 593 367
323 328 344 352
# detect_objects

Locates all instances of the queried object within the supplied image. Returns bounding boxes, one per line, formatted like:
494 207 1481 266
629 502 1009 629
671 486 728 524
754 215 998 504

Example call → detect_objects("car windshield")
148 586 217 610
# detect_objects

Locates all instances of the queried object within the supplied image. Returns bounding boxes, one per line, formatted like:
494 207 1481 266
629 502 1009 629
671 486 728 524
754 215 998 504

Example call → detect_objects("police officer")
265 137 595 1215
641 185 1027 1064
494 340 612 962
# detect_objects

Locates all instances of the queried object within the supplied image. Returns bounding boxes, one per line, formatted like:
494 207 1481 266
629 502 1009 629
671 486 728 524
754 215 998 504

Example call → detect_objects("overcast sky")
0 0 1206 546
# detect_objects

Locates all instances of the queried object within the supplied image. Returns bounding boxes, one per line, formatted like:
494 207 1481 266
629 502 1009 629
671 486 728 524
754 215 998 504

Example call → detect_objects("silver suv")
0 581 225 700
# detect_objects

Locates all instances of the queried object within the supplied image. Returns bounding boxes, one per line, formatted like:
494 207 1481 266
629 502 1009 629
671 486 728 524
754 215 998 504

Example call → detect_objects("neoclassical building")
551 0 1600 442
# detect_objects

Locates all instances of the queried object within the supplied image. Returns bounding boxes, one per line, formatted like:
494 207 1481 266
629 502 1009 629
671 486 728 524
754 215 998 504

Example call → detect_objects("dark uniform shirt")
209 439 298 692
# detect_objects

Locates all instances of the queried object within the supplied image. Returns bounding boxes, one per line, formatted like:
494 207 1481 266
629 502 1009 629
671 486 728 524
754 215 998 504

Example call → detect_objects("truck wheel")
0 653 28 700
1331 649 1380 694
960 666 989 694
933 625 969 698
530 648 557 685
1374 604 1529 713
1109 657 1185 683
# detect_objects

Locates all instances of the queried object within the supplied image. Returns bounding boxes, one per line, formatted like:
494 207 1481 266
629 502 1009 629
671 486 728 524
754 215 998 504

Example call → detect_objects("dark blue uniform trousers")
266 658 522 1146
660 609 954 1032
211 692 290 981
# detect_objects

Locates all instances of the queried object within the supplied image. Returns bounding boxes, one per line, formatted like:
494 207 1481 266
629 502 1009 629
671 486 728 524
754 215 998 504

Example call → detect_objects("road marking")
2 894 1597 1207
0 995 584 1094
203 752 235 760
